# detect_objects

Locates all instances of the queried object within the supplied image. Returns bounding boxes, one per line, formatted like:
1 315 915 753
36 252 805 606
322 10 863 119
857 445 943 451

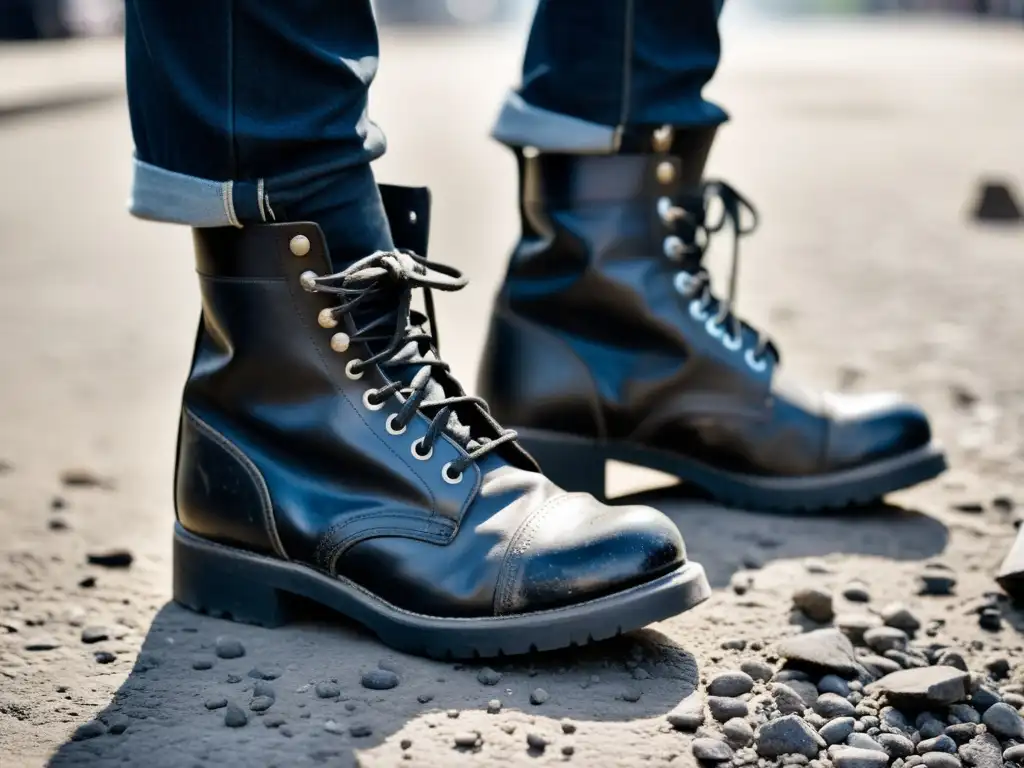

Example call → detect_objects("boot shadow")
612 485 950 589
46 604 700 767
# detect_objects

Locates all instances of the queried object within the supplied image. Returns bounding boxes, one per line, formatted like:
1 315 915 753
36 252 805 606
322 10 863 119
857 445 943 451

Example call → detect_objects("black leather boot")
478 128 947 512
171 184 710 658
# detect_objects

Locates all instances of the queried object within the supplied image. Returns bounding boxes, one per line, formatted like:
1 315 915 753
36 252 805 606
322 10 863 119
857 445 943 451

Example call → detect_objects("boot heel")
517 429 608 500
173 527 293 628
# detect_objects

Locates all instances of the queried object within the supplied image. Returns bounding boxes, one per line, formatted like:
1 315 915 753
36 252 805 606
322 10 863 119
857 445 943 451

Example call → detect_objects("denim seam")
257 178 267 222
615 0 636 149
223 181 242 228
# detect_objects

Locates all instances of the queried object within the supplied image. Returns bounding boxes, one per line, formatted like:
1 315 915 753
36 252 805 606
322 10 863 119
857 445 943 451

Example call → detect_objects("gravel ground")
1 18 1023 768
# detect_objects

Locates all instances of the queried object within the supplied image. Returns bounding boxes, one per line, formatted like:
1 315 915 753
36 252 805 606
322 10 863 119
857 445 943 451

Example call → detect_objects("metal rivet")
652 125 674 153
330 333 350 353
408 211 418 225
318 308 338 329
656 161 676 185
299 270 318 291
289 234 311 257
663 235 684 260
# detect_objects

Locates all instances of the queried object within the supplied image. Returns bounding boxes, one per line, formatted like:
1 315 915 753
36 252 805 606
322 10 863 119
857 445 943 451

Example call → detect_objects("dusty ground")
1 16 1023 768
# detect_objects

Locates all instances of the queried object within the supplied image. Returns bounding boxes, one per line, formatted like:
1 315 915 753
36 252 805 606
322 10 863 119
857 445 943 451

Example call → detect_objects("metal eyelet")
689 300 709 322
673 272 694 296
385 414 407 436
722 333 743 352
345 358 364 380
299 270 318 291
441 462 463 485
411 438 433 462
362 389 385 411
745 348 768 373
289 235 311 257
705 316 726 340
663 236 684 261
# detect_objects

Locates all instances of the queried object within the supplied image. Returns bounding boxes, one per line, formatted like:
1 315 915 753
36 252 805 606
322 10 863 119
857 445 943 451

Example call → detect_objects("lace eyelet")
705 316 726 340
330 332 350 353
345 359 364 380
385 414 407 436
745 348 768 373
689 299 709 323
318 308 338 329
722 333 743 352
663 235 684 261
299 270 319 291
411 438 433 462
673 271 694 296
441 462 463 485
362 389 385 411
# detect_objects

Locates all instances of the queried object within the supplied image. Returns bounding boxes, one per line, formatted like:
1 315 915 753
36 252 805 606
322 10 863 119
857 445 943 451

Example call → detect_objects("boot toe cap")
824 392 933 471
494 493 685 616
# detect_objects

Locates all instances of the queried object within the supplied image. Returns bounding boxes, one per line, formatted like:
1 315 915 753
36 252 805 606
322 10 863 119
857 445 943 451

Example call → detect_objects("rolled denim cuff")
490 91 620 154
128 156 267 228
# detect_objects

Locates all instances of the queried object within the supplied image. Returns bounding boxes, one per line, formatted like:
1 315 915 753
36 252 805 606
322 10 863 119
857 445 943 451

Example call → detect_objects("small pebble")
830 745 889 768
921 753 960 768
526 732 548 751
80 626 109 644
708 671 755 698
214 637 245 660
562 745 575 756
864 627 909 654
324 720 342 734
476 667 502 686
620 687 642 703
943 723 977 744
741 660 774 682
843 584 872 603
350 724 372 738
72 721 106 741
981 701 1024 739
487 699 501 714
249 696 273 712
401 739 412 750
263 714 286 728
94 651 116 664
252 680 275 700
708 696 748 722
225 673 243 684
23 636 61 651
361 669 399 690
205 697 228 710
86 549 133 568
416 692 434 704
772 682 809 715
77 576 97 588
693 737 735 763
918 735 957 755
917 713 947 739
48 517 68 531
969 686 1000 712
881 604 921 634
447 709 460 718
192 657 214 671
847 734 885 751
561 720 576 734
722 638 747 651
224 703 248 727
820 717 857 746
248 665 282 680
1002 744 1024 763
793 587 835 622
978 610 1002 631
315 681 341 699
501 724 517 735
877 733 915 758
947 703 980 723
530 688 549 705
819 675 852 697
107 721 128 735
723 718 754 747
917 566 956 596
453 731 480 748
937 651 969 672
815 692 857 719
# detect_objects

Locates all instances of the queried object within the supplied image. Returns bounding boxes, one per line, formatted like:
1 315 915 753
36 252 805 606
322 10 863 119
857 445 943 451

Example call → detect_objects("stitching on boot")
317 512 455 572
183 407 288 561
494 493 584 616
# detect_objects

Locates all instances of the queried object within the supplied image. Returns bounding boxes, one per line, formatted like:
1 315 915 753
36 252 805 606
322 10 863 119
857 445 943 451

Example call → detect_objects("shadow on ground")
46 495 948 767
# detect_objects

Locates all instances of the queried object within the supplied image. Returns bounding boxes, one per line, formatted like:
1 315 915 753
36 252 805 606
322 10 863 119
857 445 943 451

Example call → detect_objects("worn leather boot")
171 184 710 658
478 128 947 512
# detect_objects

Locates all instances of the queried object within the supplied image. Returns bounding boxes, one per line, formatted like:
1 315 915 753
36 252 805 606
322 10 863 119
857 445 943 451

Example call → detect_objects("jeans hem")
491 92 620 154
128 157 262 228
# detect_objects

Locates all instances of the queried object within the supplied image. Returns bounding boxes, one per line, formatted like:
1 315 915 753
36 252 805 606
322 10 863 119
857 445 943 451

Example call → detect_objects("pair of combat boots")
171 131 945 658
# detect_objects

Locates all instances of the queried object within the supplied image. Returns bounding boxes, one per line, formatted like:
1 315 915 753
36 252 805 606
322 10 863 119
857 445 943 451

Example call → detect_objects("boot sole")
516 428 947 512
172 522 711 659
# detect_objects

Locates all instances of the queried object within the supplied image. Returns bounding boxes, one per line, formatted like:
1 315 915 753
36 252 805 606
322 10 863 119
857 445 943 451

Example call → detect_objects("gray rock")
487 699 502 714
454 731 481 748
816 692 857 719
880 707 915 735
843 584 872 603
776 670 814 683
252 680 275 700
350 724 372 738
821 717 857 745
72 721 106 741
848 734 885 751
819 675 853 697
860 716 880 730
805 712 828 730
756 714 826 758
263 714 286 728
922 753 961 768
980 702 1024 739
315 681 341 699
983 657 1009 679
215 637 245 659
917 565 956 596
709 696 748 722
1002 692 1024 709
742 660 775 682
861 654 903 677
693 738 735 763
905 757 925 768
248 665 282 680
948 704 981 724
944 724 977 744
249 696 273 712
668 693 706 731
80 626 108 644
778 629 860 677
864 627 909 654
881 604 921 634
977 610 1001 631
918 712 948 739
836 614 884 645
561 720 576 734
969 687 1000 712
918 736 957 754
94 651 116 664
790 680 822 708
526 732 548 751
224 703 248 727
23 636 61 652
416 692 434 704
1002 744 1024 763
722 638 747 650
477 667 502 686
205 696 228 710
937 650 969 672
829 745 890 768
958 733 1002 768
866 666 970 707
192 657 214 671
709 670 756 697
361 669 399 690
530 688 549 705
878 733 916 758
794 588 836 623
724 718 755 747
886 650 929 670
620 686 643 703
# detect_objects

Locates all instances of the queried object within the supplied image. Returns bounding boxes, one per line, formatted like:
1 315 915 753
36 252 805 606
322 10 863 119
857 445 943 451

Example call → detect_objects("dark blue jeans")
125 1 725 263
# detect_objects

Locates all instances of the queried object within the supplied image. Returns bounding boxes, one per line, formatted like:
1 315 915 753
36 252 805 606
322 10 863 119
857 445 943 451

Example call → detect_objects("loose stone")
777 629 860 677
454 731 480 748
487 699 501 714
361 669 399 690
864 627 909 654
709 696 748 722
881 604 921 634
80 626 109 644
772 683 809 715
815 692 857 719
530 688 549 705
192 657 214 671
741 660 774 682
350 724 372 738
249 696 273 712
205 697 228 710
918 736 958 754
865 666 970 707
224 703 248 727
819 675 852 697
526 732 548 751
948 704 980 724
793 588 836 623
723 718 755 747
878 733 916 758
476 667 501 686
944 723 977 744
214 636 245 659
755 714 826 758
252 680 275 700
693 737 735 763
708 671 756 698
315 681 341 699
820 717 857 745
980 702 1024 739
843 584 872 603
829 746 890 768
922 754 961 768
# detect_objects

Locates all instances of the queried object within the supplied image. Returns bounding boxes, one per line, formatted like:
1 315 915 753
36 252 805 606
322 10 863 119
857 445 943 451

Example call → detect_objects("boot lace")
299 250 516 481
658 180 776 372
